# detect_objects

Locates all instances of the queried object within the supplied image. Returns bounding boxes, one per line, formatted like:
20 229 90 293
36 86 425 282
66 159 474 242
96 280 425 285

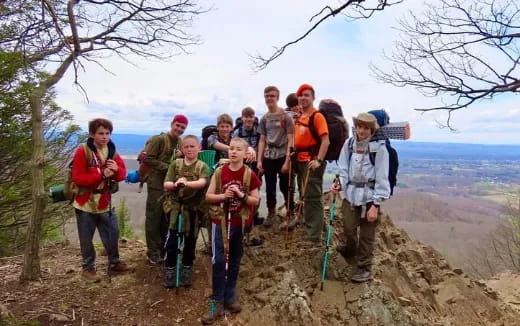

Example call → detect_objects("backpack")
54 141 118 203
233 116 259 134
347 136 399 196
201 125 218 150
305 100 349 161
137 133 172 184
368 109 390 128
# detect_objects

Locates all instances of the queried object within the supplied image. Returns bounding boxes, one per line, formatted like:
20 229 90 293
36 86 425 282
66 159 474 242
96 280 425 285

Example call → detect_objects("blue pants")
75 209 120 270
210 222 243 304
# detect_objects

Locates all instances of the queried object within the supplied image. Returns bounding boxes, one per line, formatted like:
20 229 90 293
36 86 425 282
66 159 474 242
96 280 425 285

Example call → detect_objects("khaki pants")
341 199 379 268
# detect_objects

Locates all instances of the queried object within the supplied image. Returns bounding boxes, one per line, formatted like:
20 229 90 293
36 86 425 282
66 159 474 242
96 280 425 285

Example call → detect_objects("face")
355 124 372 141
181 138 200 159
242 115 255 129
90 126 111 147
228 139 246 163
170 121 187 137
217 122 232 138
264 90 279 108
298 89 314 109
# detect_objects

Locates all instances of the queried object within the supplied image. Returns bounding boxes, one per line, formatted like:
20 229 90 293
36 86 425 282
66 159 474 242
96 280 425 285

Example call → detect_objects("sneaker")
81 268 101 283
351 267 373 283
225 301 242 314
245 237 263 248
181 265 193 287
109 261 133 273
163 267 176 288
201 300 224 325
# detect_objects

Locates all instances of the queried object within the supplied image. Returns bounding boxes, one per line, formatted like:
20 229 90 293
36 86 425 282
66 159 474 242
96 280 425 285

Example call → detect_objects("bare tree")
0 0 206 281
372 0 520 126
251 0 403 71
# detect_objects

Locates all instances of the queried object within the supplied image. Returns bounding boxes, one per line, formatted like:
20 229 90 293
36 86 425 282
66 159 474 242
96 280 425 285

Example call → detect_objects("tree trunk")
20 87 48 282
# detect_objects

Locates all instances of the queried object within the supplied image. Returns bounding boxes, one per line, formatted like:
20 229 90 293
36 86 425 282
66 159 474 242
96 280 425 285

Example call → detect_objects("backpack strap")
242 165 251 194
214 166 223 195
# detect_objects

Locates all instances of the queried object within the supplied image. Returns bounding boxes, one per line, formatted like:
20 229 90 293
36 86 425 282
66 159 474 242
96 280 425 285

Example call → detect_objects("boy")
71 118 131 282
144 114 188 264
332 113 390 282
257 86 294 227
209 113 256 165
232 107 263 247
201 137 261 325
163 135 209 288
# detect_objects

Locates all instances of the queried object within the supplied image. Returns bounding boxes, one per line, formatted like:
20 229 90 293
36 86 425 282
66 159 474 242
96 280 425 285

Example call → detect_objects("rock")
446 296 457 304
453 268 463 275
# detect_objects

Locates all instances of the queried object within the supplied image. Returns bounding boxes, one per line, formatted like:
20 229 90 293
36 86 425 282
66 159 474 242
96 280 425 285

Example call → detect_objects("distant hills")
110 134 520 161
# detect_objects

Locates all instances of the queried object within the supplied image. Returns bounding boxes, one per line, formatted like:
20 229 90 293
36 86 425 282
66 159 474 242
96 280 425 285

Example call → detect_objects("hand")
175 177 188 188
105 159 118 172
256 160 264 174
224 188 234 199
366 205 379 222
164 181 175 191
175 150 183 158
245 147 257 163
103 168 114 178
331 184 341 194
281 161 289 174
307 159 321 171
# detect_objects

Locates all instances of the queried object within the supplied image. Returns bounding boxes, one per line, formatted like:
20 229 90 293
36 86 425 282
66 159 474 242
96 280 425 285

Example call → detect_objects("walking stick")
288 166 312 253
224 199 231 281
175 183 185 293
320 174 341 291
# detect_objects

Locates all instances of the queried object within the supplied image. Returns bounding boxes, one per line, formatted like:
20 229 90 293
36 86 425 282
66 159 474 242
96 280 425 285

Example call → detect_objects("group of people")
70 83 391 325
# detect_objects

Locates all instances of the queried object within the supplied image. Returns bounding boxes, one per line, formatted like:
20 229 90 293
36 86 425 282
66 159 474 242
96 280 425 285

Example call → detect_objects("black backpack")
307 100 349 161
347 135 399 196
201 125 218 150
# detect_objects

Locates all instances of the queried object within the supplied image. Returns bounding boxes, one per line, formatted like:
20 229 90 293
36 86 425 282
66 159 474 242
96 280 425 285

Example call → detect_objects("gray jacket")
337 137 390 206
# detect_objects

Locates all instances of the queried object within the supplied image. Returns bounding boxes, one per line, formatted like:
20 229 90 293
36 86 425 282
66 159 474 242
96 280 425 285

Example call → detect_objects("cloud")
54 0 520 145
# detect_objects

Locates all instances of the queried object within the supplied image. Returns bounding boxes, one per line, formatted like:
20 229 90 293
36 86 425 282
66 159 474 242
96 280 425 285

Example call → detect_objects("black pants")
164 211 197 268
263 156 292 210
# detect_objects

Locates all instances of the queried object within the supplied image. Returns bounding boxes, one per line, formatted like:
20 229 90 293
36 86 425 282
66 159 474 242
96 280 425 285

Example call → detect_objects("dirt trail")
1 196 520 325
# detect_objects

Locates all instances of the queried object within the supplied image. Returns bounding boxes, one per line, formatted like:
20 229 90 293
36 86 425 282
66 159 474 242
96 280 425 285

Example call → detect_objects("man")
143 114 188 264
257 86 294 227
71 118 131 282
292 84 330 243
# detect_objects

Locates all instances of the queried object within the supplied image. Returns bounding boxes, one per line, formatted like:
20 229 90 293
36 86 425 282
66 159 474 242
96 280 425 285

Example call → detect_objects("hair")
286 93 298 108
88 118 113 134
264 85 280 98
230 137 249 149
216 113 233 127
182 134 199 145
241 106 255 117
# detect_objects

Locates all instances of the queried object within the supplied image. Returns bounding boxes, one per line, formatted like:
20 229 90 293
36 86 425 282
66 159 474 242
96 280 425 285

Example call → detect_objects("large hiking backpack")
307 100 349 161
347 135 399 196
201 125 218 150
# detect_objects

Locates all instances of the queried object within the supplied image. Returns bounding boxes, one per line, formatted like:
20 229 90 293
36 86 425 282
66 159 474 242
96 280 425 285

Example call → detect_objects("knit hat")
353 113 379 131
172 114 188 126
296 84 315 97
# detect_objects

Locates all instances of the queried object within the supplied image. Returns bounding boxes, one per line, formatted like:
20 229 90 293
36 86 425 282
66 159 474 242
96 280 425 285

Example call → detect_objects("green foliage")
0 50 83 256
117 198 135 239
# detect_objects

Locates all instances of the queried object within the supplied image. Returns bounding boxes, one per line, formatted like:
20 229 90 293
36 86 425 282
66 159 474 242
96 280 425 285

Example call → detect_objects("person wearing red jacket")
71 118 131 282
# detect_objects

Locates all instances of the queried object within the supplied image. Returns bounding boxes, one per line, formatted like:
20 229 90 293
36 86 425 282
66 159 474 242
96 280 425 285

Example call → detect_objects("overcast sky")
55 0 520 145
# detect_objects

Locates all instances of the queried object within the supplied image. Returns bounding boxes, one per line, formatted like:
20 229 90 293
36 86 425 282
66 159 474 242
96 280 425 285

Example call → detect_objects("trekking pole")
175 183 185 293
289 167 312 253
224 199 231 281
320 174 341 291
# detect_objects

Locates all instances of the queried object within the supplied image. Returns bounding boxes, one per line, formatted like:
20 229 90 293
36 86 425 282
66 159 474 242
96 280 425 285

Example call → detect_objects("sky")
54 0 520 145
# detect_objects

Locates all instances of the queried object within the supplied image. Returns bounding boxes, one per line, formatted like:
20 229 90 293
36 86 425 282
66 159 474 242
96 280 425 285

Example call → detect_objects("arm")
205 173 227 203
143 135 169 172
316 133 330 162
212 140 230 153
257 134 266 170
71 146 103 187
185 177 207 190
372 144 391 205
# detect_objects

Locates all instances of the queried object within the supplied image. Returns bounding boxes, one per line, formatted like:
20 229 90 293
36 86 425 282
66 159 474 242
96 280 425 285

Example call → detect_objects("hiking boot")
201 300 224 325
351 267 373 283
181 265 193 287
147 253 164 265
163 267 176 288
263 208 277 227
81 268 101 283
109 261 133 273
245 237 263 248
225 301 242 314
